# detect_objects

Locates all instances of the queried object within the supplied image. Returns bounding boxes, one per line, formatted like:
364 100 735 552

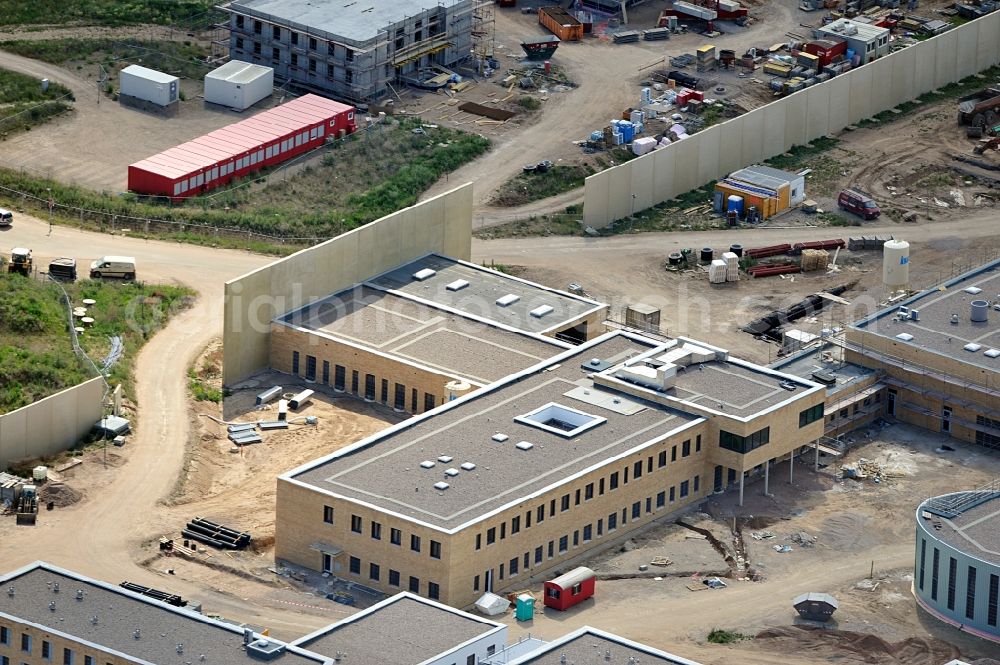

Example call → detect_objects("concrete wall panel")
672 138 700 194
976 13 1000 70
869 55 894 115
848 63 874 124
827 74 852 131
913 40 938 97
782 91 808 148
652 144 674 198
934 31 960 88
804 84 831 140
607 163 633 223
739 107 765 166
890 46 917 107
718 119 744 176
0 377 103 470
696 125 722 187
630 151 655 212
584 168 610 226
956 31 978 80
223 183 474 384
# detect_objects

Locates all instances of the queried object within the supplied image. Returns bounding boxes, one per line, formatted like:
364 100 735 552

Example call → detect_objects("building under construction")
222 0 474 103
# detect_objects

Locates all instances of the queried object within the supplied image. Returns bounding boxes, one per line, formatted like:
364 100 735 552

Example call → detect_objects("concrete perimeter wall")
0 377 104 471
223 183 474 385
583 12 1000 228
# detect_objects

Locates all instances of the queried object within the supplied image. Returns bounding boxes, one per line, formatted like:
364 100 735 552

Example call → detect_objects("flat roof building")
223 0 474 102
815 18 890 64
504 627 705 665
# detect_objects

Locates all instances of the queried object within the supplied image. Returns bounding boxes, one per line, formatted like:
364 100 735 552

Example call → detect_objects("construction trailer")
815 19 890 65
119 65 180 115
713 165 805 221
543 567 596 611
127 93 355 198
204 60 274 111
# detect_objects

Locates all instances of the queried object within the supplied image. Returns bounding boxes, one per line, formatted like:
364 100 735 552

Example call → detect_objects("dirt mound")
38 483 82 507
754 626 960 665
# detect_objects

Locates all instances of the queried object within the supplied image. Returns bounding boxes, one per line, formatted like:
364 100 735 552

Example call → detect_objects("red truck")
957 88 1000 129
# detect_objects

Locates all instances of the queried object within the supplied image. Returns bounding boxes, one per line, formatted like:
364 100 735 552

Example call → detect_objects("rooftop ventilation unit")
420 460 435 469
246 638 287 661
445 468 459 477
496 294 520 307
461 462 476 470
413 268 437 281
964 343 983 352
516 441 534 451
446 279 470 291
530 305 554 318
985 348 1000 358
433 482 450 490
437 455 453 463
491 433 509 442
895 333 914 341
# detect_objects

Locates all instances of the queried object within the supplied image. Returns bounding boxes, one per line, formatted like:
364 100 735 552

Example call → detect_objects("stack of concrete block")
709 259 728 283
722 251 740 281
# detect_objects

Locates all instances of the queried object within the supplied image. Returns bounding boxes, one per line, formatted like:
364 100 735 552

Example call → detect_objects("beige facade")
583 11 1000 228
223 183 474 386
0 622 133 665
0 377 104 471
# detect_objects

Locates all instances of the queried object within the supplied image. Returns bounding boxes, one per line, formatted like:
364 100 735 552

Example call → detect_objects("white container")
204 60 274 111
32 466 48 482
119 65 178 106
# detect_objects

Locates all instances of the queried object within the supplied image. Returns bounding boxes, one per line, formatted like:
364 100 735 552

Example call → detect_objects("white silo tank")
445 380 472 402
883 239 910 290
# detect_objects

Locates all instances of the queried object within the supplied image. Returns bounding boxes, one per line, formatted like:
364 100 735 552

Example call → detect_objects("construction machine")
8 248 33 276
974 136 1000 155
16 485 38 525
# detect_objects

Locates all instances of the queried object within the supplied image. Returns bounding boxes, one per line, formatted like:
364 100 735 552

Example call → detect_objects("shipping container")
128 93 356 197
119 65 178 107
204 60 274 111
539 6 584 41
543 567 595 611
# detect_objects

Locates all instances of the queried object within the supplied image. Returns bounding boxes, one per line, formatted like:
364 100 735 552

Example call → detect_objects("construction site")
2 0 1000 664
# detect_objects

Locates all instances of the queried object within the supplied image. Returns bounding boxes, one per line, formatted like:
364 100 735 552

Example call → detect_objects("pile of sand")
754 627 960 665
38 482 83 508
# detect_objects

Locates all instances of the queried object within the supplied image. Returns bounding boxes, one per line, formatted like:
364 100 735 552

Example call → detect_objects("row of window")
236 40 358 82
291 352 436 412
719 427 770 454
918 538 999 626
798 404 824 428
329 507 444 560
327 552 441 600
235 15 440 55
0 628 97 665
170 126 325 196
828 393 882 425
473 439 702 552
472 482 699 592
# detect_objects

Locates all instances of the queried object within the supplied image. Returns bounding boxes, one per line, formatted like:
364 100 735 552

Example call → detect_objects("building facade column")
764 459 770 496
789 449 795 483
739 470 745 506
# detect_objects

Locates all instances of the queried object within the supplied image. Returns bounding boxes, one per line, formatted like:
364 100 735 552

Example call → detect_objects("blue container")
845 48 855 62
727 194 744 217
621 122 635 143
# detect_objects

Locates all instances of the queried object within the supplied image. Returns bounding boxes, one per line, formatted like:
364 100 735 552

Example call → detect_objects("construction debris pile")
841 457 903 483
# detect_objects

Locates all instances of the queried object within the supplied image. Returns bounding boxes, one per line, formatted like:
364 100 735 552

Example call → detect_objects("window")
305 355 316 381
411 534 421 552
919 539 926 590
561 494 570 512
931 548 940 601
273 25 280 39
309 36 316 49
235 15 244 28
694 475 700 492
322 553 332 573
947 557 957 611
524 552 530 569
989 574 998 627
575 488 581 505
536 505 545 523
526 509 531 529
349 556 360 574
486 527 496 545
381 379 388 403
473 575 480 592
608 512 617 531
669 486 675 502
671 445 677 462
291 350 299 374
499 564 504 580
535 546 543 563
42 642 50 660
799 404 824 427
719 428 770 454
253 19 261 34
623 467 629 484
633 460 643 479
510 557 519 575
942 407 952 434
632 501 641 519
352 371 359 394
394 383 406 409
271 47 280 62
367 563 380 581
236 37 244 50
500 523 506 540
428 582 440 599
424 393 436 411
364 374 375 400
467 655 476 665
323 505 334 524
548 540 554 558
430 540 442 559
680 480 690 498
308 58 316 72
322 360 329 385
62 649 72 665
610 472 619 490
597 518 603 536
84 656 93 665
21 634 30 654
696 434 702 452
658 450 667 468
389 569 400 587
967 566 977 620
411 388 418 411
599 478 605 495
583 524 592 541
384 527 399 546
327 63 334 78
645 497 652 513
550 500 556 517
335 365 346 390
351 515 362 533
512 516 520 534
559 535 568 553
0 626 8 645
656 491 666 508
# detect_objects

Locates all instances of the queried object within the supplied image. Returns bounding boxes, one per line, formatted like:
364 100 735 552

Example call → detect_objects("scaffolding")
471 0 495 73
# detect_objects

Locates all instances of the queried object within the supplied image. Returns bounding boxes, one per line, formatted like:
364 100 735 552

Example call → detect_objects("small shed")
543 566 595 611
793 592 838 621
204 60 273 111
119 65 179 107
474 592 510 616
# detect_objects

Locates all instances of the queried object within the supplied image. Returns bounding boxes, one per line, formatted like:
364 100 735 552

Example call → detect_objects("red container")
689 90 705 102
544 566 595 611
128 93 356 198
676 89 693 105
804 39 848 68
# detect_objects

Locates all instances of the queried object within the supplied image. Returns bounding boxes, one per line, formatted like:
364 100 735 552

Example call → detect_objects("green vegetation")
0 118 489 253
189 370 221 402
0 0 218 27
707 629 750 644
0 38 214 81
0 67 74 135
764 136 841 171
857 65 1000 128
0 274 193 413
517 95 541 111
491 164 595 207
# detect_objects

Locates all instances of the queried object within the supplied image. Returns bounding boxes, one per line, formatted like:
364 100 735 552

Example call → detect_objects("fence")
583 11 1000 228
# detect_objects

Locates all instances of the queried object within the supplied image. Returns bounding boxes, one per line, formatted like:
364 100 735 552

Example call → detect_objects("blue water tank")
845 48 855 62
727 194 744 216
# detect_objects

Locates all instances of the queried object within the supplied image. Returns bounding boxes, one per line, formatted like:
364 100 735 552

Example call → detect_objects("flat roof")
206 60 273 84
292 593 502 665
368 254 605 336
772 341 878 397
818 17 890 40
921 492 1000 566
508 627 704 665
120 64 177 83
0 562 325 665
228 0 467 44
852 259 1000 373
279 286 566 385
288 333 703 531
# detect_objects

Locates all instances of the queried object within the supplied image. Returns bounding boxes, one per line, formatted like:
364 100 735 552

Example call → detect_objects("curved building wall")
914 494 1000 643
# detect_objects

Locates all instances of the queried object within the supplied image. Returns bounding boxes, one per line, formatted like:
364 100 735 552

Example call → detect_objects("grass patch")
765 136 841 171
490 164 594 207
475 212 582 239
517 95 541 110
856 65 1000 128
0 38 214 81
0 273 193 413
707 629 751 644
0 67 74 135
0 1 219 27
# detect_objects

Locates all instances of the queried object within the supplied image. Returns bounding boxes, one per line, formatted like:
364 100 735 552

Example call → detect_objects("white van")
0 208 13 226
90 256 136 280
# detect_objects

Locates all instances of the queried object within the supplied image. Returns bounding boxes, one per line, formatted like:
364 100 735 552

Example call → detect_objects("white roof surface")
120 64 178 83
206 60 273 84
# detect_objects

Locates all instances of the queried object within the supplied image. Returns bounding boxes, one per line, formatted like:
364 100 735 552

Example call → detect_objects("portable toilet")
727 195 744 217
515 593 535 621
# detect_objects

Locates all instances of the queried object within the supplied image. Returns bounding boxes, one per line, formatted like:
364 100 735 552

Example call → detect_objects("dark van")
48 257 77 281
837 188 881 220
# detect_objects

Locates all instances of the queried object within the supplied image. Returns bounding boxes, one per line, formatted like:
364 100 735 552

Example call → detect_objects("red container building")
543 566 596 611
804 39 848 68
128 93 356 198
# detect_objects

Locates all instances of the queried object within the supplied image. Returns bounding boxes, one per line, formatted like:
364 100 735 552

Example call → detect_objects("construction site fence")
583 11 1000 228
